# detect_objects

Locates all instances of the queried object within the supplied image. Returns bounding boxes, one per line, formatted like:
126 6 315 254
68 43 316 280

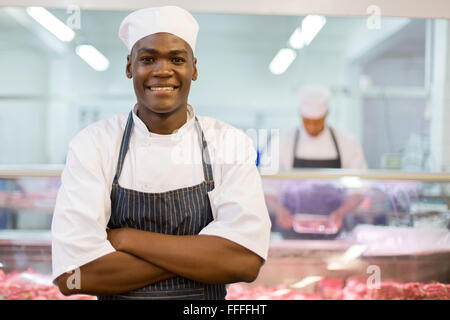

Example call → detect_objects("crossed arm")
56 132 267 296
56 230 263 296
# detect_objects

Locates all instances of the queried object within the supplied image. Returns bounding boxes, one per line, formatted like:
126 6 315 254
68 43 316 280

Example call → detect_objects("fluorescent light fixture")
290 276 323 289
271 289 292 297
327 245 367 270
288 27 305 49
301 15 326 46
327 260 358 271
26 7 75 42
0 262 3 268
327 263 343 270
340 176 363 189
341 245 367 263
269 48 296 75
76 45 110 71
20 272 52 285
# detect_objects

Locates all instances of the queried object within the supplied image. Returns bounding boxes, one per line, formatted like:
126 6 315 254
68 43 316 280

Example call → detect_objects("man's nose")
152 60 172 76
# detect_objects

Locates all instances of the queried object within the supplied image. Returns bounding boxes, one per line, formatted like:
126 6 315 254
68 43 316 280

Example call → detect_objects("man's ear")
126 54 132 79
192 57 198 81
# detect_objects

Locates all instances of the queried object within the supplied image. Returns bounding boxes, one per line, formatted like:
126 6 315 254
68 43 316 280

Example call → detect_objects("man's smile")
146 85 179 95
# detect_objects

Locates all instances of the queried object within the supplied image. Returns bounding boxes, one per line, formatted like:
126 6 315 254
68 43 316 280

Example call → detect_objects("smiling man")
51 6 271 300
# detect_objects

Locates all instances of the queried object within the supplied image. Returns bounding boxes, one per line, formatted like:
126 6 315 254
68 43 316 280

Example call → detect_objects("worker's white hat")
298 85 331 119
119 6 199 54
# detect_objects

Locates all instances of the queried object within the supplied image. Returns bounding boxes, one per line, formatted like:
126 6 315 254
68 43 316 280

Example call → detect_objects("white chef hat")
118 6 199 54
297 84 331 119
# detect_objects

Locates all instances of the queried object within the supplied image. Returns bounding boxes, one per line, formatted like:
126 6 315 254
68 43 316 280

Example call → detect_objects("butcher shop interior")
0 0 449 300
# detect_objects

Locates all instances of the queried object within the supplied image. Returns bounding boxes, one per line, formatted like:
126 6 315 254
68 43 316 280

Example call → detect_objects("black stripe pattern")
98 112 226 300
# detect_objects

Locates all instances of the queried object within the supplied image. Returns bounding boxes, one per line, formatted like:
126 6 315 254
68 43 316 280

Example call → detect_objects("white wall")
429 19 450 172
0 49 48 163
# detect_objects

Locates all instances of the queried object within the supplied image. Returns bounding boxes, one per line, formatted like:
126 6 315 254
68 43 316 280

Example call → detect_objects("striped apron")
98 111 226 300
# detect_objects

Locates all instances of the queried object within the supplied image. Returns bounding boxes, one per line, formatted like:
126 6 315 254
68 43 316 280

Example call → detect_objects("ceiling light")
271 289 292 296
76 45 110 71
341 245 367 263
269 48 296 75
290 276 323 289
340 176 363 189
26 7 75 42
327 245 367 270
301 15 326 46
289 27 305 49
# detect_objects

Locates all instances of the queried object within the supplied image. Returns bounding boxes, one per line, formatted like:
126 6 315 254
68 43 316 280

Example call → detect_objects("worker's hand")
328 211 343 230
107 228 129 251
276 207 293 230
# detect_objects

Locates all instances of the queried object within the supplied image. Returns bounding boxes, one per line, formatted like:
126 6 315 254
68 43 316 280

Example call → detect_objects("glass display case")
0 168 449 300
229 170 450 300
0 166 94 299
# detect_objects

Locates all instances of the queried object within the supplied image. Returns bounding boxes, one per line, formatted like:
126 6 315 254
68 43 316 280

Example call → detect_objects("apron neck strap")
293 126 342 161
113 111 214 184
328 127 341 161
113 111 134 183
194 116 214 182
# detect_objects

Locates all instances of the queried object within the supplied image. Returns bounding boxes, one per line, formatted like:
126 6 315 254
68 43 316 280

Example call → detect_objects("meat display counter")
0 166 94 299
0 167 449 300
229 170 450 300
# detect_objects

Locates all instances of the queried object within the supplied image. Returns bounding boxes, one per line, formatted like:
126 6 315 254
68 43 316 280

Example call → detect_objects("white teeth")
150 87 174 91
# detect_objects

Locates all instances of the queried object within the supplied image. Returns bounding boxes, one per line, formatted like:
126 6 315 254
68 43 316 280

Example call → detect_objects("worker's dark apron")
98 111 226 300
279 127 344 239
292 127 341 169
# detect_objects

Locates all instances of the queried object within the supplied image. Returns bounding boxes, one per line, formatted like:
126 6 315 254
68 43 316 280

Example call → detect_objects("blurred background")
0 1 449 172
0 1 449 301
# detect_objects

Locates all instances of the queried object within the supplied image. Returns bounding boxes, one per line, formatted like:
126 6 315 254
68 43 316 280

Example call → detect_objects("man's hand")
328 211 343 230
276 207 293 230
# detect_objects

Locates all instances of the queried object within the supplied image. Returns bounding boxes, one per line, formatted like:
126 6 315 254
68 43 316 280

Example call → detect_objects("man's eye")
172 57 185 63
141 57 154 63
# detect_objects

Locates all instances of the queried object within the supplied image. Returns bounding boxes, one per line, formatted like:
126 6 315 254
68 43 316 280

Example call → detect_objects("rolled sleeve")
199 134 271 261
51 130 115 283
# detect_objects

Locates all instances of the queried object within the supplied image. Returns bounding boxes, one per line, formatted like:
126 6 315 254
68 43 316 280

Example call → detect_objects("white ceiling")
0 7 428 61
0 8 371 58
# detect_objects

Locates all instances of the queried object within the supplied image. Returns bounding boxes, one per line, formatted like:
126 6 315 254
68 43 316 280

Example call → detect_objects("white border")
0 0 449 19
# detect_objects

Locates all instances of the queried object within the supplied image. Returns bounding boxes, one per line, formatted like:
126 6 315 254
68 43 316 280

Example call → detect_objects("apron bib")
98 111 226 300
292 127 342 169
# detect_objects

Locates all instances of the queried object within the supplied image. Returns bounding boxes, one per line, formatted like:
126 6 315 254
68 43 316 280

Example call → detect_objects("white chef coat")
261 125 368 174
51 104 271 282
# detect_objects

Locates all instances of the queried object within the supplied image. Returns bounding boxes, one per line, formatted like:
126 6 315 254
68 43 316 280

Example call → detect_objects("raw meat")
0 268 96 300
422 283 450 300
227 278 450 300
367 281 404 300
317 277 344 300
226 283 322 300
399 282 426 300
292 214 338 234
